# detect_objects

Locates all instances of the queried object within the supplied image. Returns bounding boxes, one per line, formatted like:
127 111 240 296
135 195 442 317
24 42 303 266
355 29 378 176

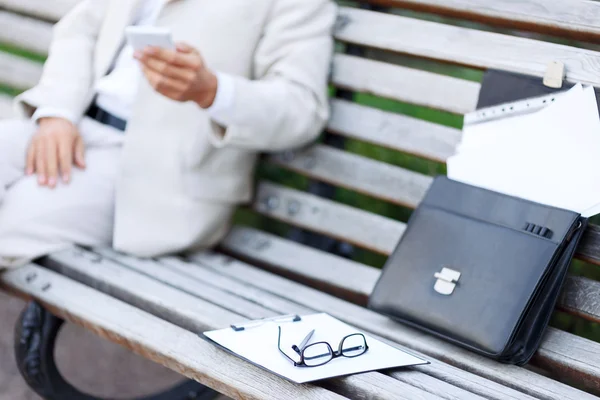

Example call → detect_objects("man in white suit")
0 0 336 268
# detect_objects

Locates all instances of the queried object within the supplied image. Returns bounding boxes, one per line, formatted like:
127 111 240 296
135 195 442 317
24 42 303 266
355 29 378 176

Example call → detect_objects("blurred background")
0 0 599 398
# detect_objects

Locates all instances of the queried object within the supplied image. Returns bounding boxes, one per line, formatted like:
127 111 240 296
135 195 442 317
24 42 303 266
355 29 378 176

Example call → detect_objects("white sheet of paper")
203 313 428 383
448 84 600 216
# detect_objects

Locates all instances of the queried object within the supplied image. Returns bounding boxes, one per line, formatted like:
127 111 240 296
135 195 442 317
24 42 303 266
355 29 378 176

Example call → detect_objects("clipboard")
201 313 428 384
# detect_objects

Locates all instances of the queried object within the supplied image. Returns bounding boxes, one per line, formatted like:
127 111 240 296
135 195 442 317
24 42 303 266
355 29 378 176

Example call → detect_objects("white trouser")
0 118 124 269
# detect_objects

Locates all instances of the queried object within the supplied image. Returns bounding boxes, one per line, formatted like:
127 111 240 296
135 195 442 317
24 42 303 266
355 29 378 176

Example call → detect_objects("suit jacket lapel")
95 0 144 77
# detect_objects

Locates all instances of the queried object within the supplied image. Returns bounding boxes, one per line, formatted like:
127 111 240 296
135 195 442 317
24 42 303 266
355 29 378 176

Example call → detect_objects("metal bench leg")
15 301 218 400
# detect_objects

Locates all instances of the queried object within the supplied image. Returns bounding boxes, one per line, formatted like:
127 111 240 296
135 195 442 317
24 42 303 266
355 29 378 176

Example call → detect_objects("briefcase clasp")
434 267 461 295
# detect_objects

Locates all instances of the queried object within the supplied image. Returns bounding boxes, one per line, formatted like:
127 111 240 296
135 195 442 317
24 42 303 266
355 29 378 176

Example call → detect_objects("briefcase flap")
369 177 581 356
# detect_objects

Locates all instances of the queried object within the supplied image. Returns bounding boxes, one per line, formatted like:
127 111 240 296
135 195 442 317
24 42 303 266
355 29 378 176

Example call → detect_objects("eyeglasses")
278 326 369 367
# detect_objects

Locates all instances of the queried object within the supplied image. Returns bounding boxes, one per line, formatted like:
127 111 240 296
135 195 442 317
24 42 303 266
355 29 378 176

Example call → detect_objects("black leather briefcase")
369 176 587 365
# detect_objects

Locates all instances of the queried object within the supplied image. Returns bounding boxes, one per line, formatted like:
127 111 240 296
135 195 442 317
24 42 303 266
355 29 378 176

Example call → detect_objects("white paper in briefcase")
448 84 600 216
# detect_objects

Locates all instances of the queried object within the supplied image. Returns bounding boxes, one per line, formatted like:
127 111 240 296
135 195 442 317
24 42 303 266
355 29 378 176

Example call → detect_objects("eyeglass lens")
341 334 368 357
303 343 333 367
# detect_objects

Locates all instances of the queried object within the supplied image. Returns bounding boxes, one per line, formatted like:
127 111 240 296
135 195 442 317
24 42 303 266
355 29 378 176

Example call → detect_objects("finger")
139 56 194 82
143 67 187 93
26 140 36 175
176 42 195 53
45 137 59 188
35 138 47 186
58 135 73 183
142 46 201 70
74 135 86 169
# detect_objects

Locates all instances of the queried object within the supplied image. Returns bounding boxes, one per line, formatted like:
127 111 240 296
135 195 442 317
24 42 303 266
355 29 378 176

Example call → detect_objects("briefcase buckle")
434 267 461 295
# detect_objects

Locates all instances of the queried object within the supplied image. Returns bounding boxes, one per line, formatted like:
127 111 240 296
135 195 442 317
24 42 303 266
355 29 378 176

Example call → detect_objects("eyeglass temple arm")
278 326 301 367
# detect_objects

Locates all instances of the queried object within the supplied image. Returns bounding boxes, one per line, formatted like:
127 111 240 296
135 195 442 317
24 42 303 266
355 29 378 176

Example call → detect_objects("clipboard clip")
230 314 302 332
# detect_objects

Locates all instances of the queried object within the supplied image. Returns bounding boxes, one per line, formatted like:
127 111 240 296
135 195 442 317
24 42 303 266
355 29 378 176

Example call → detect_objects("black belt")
86 103 127 131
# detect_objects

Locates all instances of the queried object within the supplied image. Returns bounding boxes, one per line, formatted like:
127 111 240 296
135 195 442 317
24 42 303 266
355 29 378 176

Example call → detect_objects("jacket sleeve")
208 0 337 152
14 0 108 121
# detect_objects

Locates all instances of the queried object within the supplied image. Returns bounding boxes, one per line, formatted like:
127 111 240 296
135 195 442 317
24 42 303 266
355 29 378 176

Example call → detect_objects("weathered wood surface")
268 144 432 209
332 54 480 114
0 10 52 53
0 0 77 22
364 0 600 41
223 226 378 303
0 265 348 400
253 181 405 255
0 53 42 89
98 249 536 400
8 0 600 44
335 7 600 87
558 276 600 323
264 148 600 266
327 99 462 163
223 227 600 326
190 252 598 399
42 248 465 400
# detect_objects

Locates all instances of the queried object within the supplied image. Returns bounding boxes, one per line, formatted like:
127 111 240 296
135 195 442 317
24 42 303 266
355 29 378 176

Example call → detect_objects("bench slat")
364 0 600 41
558 276 600 322
0 0 76 22
223 226 378 302
332 54 480 114
254 181 405 255
336 7 600 87
267 145 600 266
0 264 349 400
8 0 600 45
269 145 431 209
98 250 495 400
190 252 598 400
0 52 41 89
223 227 600 327
0 12 483 117
42 249 478 400
0 10 53 53
327 99 461 163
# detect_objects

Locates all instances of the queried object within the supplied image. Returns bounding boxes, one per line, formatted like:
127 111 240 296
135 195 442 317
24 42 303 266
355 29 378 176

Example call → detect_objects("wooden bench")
1 0 600 399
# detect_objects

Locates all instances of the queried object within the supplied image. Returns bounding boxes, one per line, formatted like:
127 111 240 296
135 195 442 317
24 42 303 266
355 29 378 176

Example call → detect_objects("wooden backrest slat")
336 7 600 87
328 99 461 163
268 144 431 209
0 0 76 21
578 225 600 265
363 0 600 41
254 174 600 267
254 181 405 255
223 226 600 326
332 54 480 114
0 10 52 53
9 0 600 43
0 52 42 89
223 226 379 300
558 275 600 323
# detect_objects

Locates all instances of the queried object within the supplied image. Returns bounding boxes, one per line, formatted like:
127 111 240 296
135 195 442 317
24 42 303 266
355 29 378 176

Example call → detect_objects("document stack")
448 83 600 216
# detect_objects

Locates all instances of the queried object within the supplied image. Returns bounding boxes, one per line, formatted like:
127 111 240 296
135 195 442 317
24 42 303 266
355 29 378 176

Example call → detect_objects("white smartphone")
125 26 175 51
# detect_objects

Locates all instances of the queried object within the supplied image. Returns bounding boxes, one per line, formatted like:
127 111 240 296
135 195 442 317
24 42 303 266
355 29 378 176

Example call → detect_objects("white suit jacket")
14 0 336 256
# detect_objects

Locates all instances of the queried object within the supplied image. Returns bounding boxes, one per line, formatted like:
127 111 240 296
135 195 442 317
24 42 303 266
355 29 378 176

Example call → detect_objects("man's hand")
135 43 218 108
26 117 85 188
